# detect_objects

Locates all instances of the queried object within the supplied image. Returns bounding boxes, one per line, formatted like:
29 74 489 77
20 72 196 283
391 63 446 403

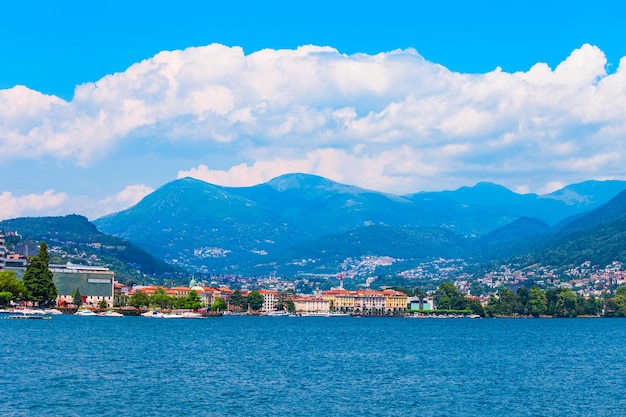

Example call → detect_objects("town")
3 231 626 317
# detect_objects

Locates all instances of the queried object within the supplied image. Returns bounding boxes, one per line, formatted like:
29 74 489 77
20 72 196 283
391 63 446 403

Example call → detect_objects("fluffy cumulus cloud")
0 190 69 220
90 184 155 219
0 185 154 221
3 43 626 197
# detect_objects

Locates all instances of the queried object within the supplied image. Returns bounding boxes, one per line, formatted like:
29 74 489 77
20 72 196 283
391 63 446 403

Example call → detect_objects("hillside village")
4 228 626 318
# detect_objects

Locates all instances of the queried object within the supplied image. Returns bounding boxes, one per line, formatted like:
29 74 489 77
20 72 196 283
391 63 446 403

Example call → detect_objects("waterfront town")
3 230 626 317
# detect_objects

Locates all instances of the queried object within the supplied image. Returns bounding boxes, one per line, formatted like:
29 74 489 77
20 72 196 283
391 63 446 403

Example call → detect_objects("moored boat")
75 309 98 316
98 310 124 317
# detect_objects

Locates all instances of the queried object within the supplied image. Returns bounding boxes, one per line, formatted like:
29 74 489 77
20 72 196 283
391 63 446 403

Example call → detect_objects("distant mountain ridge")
92 174 626 276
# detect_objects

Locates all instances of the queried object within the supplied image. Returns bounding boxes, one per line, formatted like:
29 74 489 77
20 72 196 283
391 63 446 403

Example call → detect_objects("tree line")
0 243 57 307
427 281 623 317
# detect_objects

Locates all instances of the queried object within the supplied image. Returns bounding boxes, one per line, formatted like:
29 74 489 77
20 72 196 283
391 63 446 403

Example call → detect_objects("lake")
1 316 625 416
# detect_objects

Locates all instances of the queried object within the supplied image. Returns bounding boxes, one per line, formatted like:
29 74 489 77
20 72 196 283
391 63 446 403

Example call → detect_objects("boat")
142 310 166 318
298 312 351 317
74 309 98 316
1 309 52 320
98 310 124 317
327 312 351 317
180 312 205 319
162 313 184 319
44 308 64 315
141 310 183 319
266 311 288 316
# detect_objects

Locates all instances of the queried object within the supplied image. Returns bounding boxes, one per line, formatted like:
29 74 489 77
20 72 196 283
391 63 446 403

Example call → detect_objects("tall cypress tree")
23 242 57 306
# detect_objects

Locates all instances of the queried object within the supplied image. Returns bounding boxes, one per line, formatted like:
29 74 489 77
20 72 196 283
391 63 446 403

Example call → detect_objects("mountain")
0 214 183 284
544 180 626 207
92 174 626 276
510 190 626 268
473 217 552 260
93 177 306 273
229 173 423 236
252 224 472 277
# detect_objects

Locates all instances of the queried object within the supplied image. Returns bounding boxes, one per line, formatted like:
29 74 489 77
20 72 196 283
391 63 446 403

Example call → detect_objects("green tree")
610 288 626 317
554 288 578 317
97 299 108 309
71 288 83 307
433 282 467 310
517 287 530 315
286 300 296 313
151 287 172 309
582 294 601 316
274 290 295 312
22 242 57 306
0 270 28 301
211 297 227 312
185 290 203 310
0 292 12 307
466 297 485 317
129 290 150 308
527 286 547 317
247 290 264 312
229 289 246 311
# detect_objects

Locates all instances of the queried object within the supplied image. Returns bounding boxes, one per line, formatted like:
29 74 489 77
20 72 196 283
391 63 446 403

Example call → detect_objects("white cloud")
0 185 154 222
0 190 68 220
2 43 626 197
88 185 155 219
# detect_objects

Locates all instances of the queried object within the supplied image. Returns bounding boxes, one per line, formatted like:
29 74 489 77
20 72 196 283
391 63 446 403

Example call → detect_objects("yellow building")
322 288 408 314
293 296 329 313
381 290 409 313
322 289 356 312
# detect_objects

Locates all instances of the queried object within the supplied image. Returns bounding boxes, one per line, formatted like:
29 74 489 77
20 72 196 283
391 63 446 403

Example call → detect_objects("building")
259 290 278 312
15 241 38 258
353 290 386 314
322 289 409 314
322 289 356 312
0 232 6 270
408 297 434 311
381 290 410 314
52 263 115 308
293 296 329 313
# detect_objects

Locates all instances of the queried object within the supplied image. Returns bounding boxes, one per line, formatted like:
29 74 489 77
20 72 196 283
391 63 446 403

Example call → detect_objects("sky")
1 0 626 221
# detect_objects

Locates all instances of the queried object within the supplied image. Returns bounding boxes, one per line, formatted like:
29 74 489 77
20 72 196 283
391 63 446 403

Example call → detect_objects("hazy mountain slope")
94 177 309 271
229 173 422 236
92 174 626 275
544 180 626 207
472 217 552 260
512 190 626 268
0 214 182 283
251 224 471 276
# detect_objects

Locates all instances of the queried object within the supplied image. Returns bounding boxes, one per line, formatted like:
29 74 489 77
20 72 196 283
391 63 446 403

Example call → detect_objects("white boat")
74 309 98 316
44 308 63 315
162 313 184 319
266 311 288 316
98 310 124 317
180 312 205 319
22 308 47 315
142 310 166 318
1 309 52 320
142 310 183 319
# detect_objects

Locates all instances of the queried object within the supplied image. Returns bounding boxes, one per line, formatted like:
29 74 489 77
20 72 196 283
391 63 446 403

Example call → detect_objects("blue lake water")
1 316 625 416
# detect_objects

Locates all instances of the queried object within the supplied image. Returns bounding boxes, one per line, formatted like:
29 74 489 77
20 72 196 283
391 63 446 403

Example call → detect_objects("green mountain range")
89 174 626 276
4 174 626 281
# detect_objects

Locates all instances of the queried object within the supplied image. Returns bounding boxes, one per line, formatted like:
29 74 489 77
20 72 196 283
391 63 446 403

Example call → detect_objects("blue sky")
1 0 626 220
